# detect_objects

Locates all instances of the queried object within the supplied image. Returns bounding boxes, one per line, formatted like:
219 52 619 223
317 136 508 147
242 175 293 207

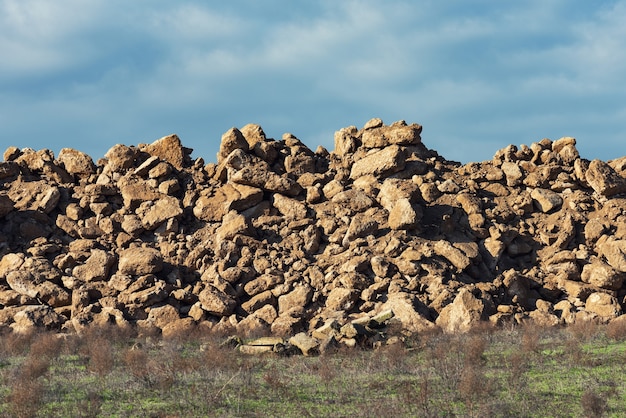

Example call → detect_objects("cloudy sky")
2 0 626 164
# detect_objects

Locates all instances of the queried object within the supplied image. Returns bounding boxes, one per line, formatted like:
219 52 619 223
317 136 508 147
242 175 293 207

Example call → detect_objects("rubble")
2 118 626 349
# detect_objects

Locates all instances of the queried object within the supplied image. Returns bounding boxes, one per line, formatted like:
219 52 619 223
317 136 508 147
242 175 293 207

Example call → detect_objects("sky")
1 0 626 165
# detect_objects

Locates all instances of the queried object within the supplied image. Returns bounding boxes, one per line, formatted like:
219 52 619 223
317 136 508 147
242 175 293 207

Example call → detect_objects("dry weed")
87 335 115 377
7 378 44 418
581 389 607 417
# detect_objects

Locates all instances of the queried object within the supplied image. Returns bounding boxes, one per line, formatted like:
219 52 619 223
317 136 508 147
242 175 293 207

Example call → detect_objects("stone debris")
2 118 626 348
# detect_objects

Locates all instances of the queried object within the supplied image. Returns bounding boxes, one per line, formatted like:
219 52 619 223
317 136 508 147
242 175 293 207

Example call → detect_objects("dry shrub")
312 358 336 384
78 391 104 418
458 364 490 401
7 378 44 418
381 340 409 372
262 365 286 392
123 346 149 381
200 340 241 373
399 377 433 417
21 354 50 381
508 350 529 389
521 325 541 354
87 336 114 377
581 389 607 417
569 320 600 343
464 333 487 367
29 332 62 361
1 331 34 356
605 320 626 341
563 335 585 364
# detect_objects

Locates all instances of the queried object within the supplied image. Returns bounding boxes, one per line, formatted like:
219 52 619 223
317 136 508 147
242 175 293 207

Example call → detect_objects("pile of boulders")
1 118 626 348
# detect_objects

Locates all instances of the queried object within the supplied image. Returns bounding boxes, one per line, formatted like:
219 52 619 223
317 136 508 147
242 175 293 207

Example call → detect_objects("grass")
0 323 625 417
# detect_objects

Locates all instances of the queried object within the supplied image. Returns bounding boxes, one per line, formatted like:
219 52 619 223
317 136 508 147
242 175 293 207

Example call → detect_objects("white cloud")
0 0 107 77
1 0 626 163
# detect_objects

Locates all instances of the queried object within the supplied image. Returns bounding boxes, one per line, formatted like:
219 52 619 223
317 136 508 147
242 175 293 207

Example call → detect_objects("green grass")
1 324 626 417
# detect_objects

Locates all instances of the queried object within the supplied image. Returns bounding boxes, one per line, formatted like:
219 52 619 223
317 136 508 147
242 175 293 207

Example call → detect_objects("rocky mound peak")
2 119 626 348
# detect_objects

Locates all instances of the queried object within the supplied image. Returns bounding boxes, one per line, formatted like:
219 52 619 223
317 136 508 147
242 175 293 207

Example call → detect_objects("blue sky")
2 0 626 164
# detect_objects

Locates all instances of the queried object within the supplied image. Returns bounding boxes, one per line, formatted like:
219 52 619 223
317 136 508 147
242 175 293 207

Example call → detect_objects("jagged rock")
581 260 625 290
137 196 183 230
436 288 485 333
57 148 96 177
143 134 191 170
289 332 319 356
278 284 313 315
72 249 116 282
118 247 163 275
361 122 422 149
11 305 65 333
350 145 406 179
218 128 249 164
343 210 379 246
585 292 622 319
378 292 435 334
597 237 626 273
105 144 136 171
325 287 359 312
586 159 626 197
501 161 523 186
272 193 307 220
198 286 236 316
531 188 563 213
433 241 471 271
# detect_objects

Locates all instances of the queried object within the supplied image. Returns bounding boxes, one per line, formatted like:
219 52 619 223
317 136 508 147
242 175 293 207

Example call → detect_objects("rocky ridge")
2 118 626 350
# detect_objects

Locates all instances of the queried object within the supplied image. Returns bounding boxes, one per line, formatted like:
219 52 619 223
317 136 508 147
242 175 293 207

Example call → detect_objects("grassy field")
1 321 626 417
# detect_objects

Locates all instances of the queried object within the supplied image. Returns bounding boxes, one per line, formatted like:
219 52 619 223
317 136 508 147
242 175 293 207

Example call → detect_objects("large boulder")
436 289 485 333
585 159 626 197
118 247 163 275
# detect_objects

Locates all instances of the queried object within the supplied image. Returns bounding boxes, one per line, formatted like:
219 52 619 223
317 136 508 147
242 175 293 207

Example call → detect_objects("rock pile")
2 118 626 346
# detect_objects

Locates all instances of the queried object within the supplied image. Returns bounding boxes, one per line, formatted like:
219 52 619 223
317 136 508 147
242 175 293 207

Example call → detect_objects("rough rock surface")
2 118 626 346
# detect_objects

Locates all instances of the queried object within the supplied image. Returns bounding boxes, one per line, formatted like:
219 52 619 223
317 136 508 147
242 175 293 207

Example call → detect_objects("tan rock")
272 193 307 220
278 284 313 315
585 292 622 319
57 148 96 176
144 134 190 170
378 292 435 334
325 287 358 311
198 286 236 316
501 161 523 186
597 237 626 273
218 128 249 164
436 288 485 333
241 290 275 314
147 304 181 329
137 196 183 230
531 188 563 213
433 241 471 271
361 123 422 149
289 332 320 356
11 305 65 333
350 145 406 179
388 198 420 230
343 211 378 246
73 249 116 282
105 144 136 171
0 253 25 278
581 260 625 290
585 159 626 196
215 211 250 244
118 247 163 275
334 126 358 156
